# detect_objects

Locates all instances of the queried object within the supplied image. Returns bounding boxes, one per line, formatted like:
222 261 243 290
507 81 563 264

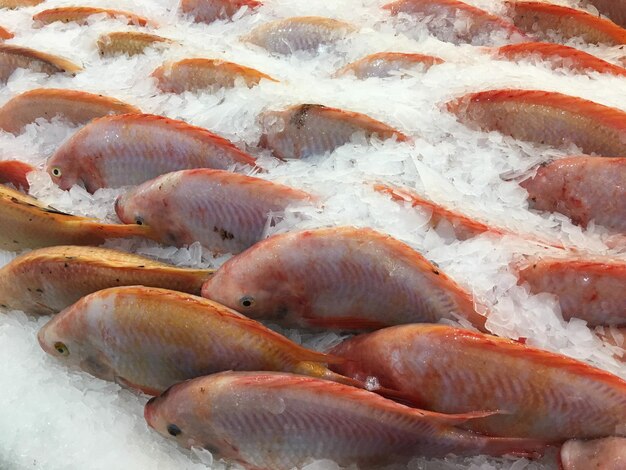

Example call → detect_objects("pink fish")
335 51 444 78
33 7 154 27
560 437 626 469
179 0 261 24
0 44 81 84
0 160 33 191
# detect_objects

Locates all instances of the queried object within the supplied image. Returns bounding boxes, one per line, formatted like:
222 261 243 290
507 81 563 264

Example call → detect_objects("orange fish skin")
145 371 546 469
0 26 13 40
180 0 261 24
259 104 410 159
97 31 172 57
33 7 153 27
560 437 626 470
330 324 626 441
335 52 444 79
582 0 626 29
507 1 626 45
520 156 626 232
0 160 33 191
0 88 140 135
46 113 257 192
494 42 626 77
0 0 43 8
518 258 626 327
152 58 276 93
0 246 214 315
0 44 81 83
448 90 626 157
201 226 487 331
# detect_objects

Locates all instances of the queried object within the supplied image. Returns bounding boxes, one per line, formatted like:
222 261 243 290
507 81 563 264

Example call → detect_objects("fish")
0 160 34 190
334 51 444 79
0 246 214 315
0 44 81 83
0 0 43 8
46 113 257 193
152 58 276 93
560 437 626 470
115 169 313 254
244 16 357 55
330 323 626 441
520 157 626 232
517 257 626 327
0 184 153 251
97 31 172 57
384 0 525 45
0 25 13 40
448 90 626 157
179 0 261 24
506 1 626 46
582 0 626 29
493 42 626 77
201 226 487 331
259 104 410 159
144 371 545 469
33 7 153 27
0 88 140 135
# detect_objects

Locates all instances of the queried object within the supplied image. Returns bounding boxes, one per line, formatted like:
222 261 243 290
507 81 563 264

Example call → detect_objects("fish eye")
135 217 144 225
51 167 62 178
239 296 254 308
167 424 182 437
54 341 69 356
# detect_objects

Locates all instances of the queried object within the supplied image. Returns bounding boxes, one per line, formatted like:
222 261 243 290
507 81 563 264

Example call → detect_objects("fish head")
45 151 82 191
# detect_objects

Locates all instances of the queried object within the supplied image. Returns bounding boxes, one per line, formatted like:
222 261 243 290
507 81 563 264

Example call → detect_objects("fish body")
0 160 33 190
259 104 409 159
582 0 626 28
152 58 276 93
520 156 626 232
330 324 626 440
0 26 13 40
0 0 42 7
201 226 486 331
448 90 626 157
46 113 256 192
0 88 140 135
33 7 152 27
180 0 261 24
507 1 626 45
115 169 312 253
0 44 81 83
335 52 444 79
97 31 172 57
560 437 626 470
0 246 213 315
245 16 356 55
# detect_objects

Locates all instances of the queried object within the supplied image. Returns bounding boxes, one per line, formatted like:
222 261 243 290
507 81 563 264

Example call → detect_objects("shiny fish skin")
560 437 626 470
33 7 152 27
180 0 261 24
448 90 626 157
582 0 626 28
0 88 140 135
0 44 81 84
330 324 626 440
520 157 626 232
244 16 357 55
0 160 33 190
201 226 486 331
145 371 546 470
0 26 13 40
37 286 344 395
0 246 213 315
259 104 410 159
97 32 172 57
115 169 313 254
46 113 256 192
152 58 276 93
518 257 626 326
335 52 444 79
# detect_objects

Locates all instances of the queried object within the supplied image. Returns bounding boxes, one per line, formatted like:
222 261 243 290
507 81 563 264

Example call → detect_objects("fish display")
0 44 81 83
330 324 626 440
97 31 172 57
46 113 256 192
560 437 626 470
152 58 276 93
33 7 152 27
180 0 261 24
0 160 33 190
115 169 313 253
0 88 140 134
335 51 444 78
0 246 213 315
144 371 545 469
201 226 486 330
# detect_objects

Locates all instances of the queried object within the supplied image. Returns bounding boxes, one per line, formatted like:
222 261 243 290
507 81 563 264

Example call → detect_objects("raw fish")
97 31 172 57
0 44 81 83
582 0 626 28
33 7 152 27
180 0 260 24
0 26 13 40
0 160 33 190
0 0 42 7
560 437 626 469
335 51 444 78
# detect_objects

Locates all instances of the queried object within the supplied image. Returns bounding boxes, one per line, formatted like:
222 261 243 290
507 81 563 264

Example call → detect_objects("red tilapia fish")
0 26 13 40
506 1 626 45
448 90 626 157
145 372 545 469
46 113 256 192
180 0 261 24
97 31 172 57
384 0 525 45
0 44 81 83
520 157 626 233
201 226 487 331
259 104 410 159
0 88 140 135
582 0 626 28
560 437 626 470
0 246 213 315
244 16 357 55
115 169 313 253
330 324 626 441
33 7 153 27
518 257 626 327
0 0 42 7
335 52 444 79
493 42 626 77
152 58 276 94
0 160 33 191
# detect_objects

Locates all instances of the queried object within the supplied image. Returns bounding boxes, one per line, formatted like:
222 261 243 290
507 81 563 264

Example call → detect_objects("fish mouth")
144 396 158 427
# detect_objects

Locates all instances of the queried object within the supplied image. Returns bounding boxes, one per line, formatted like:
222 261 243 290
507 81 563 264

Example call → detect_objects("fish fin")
0 161 34 191
115 376 160 396
304 316 388 331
